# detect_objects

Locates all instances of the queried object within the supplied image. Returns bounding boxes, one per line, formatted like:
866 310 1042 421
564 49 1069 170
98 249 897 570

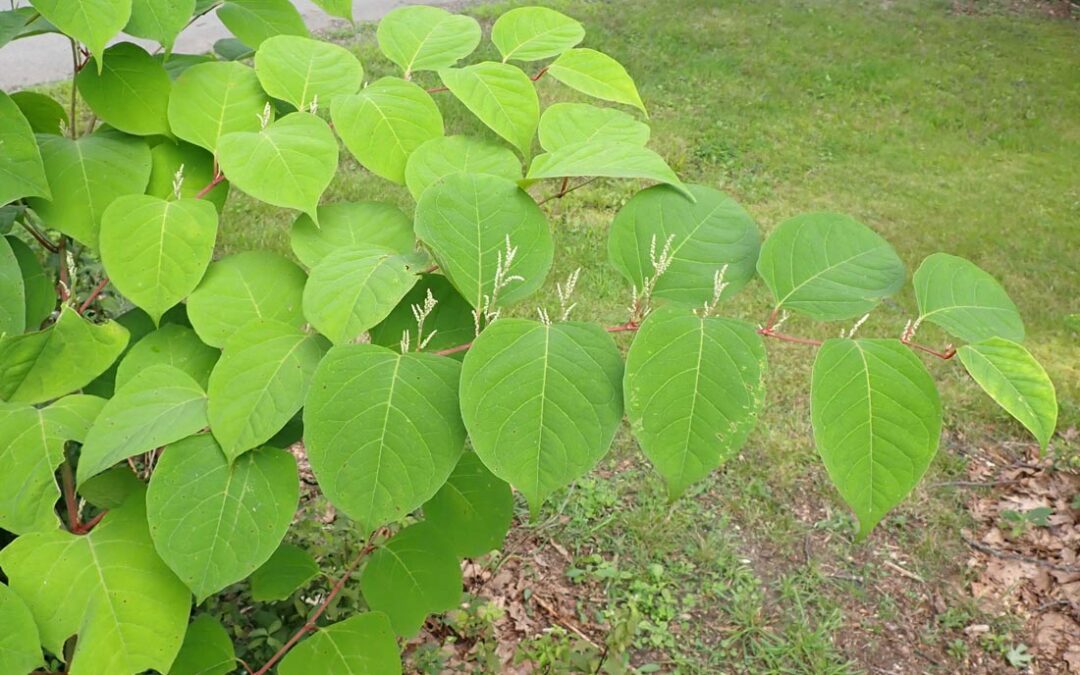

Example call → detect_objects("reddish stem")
60 462 80 533
757 327 824 347
531 66 549 81
194 172 225 199
78 277 109 315
73 510 107 535
19 220 60 253
57 238 69 302
537 177 598 205
434 341 472 357
902 337 956 360
426 85 449 94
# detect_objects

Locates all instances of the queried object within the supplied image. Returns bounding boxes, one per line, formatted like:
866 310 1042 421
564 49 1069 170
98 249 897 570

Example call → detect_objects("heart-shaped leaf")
6 236 55 329
76 42 172 136
913 253 1024 343
249 544 319 602
310 0 353 22
423 451 513 558
0 583 44 674
538 102 649 151
279 612 401 675
547 48 646 114
404 135 521 200
217 0 309 48
169 614 235 675
115 324 219 390
527 140 690 199
491 6 584 62
376 5 480 76
146 140 230 212
168 61 270 152
439 62 539 156
368 274 475 356
0 90 50 207
9 90 67 135
29 0 131 70
0 236 24 335
291 201 414 268
125 0 195 52
255 35 363 111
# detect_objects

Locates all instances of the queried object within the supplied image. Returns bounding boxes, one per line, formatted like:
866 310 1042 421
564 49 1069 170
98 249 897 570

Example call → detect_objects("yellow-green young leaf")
0 90 50 206
0 583 44 674
248 543 319 602
811 339 941 538
169 614 235 675
757 212 906 321
0 490 190 674
608 184 759 307
187 251 306 347
77 364 209 484
423 451 513 558
217 112 338 222
439 62 539 156
26 133 151 248
255 35 363 111
491 6 584 62
76 42 172 136
115 324 219 390
404 135 522 201
0 308 129 404
538 102 649 152
0 235 24 335
548 48 646 115
369 274 475 356
304 344 466 534
332 77 443 184
359 523 461 637
913 253 1024 344
291 202 414 268
6 236 55 329
217 0 309 48
310 0 353 22
376 5 480 76
279 612 401 675
460 320 624 515
959 338 1057 450
29 0 131 71
167 61 270 152
414 173 552 309
527 140 691 199
147 141 229 212
208 319 327 460
125 0 195 52
100 195 218 324
147 435 299 601
10 90 67 135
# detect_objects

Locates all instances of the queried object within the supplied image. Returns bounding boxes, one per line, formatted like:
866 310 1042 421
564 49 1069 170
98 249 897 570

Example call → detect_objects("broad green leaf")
624 308 766 498
0 491 190 674
0 8 36 50
913 252 1024 343
187 251 306 347
548 48 646 114
218 112 338 222
0 583 44 674
100 195 218 323
147 140 230 212
279 612 401 675
303 247 421 344
310 0 353 22
608 184 759 306
538 102 649 151
10 90 67 135
126 0 196 52
0 235 25 336
76 42 172 136
0 308 129 404
460 319 624 514
217 0 309 48
115 323 220 390
82 307 160 398
439 62 539 156
255 35 363 111
29 0 132 70
77 364 209 484
0 90 51 206
79 465 145 510
291 201 414 268
359 522 461 637
958 338 1057 450
213 36 253 61
159 52 215 79
332 77 443 184
305 344 466 533
376 5 480 76
527 141 690 199
404 134 522 201
168 61 270 152
169 614 235 675
492 6 584 62
423 451 513 558
249 543 319 602
369 274 475 356
414 172 552 309
757 212 906 321
208 319 327 460
811 338 941 537
147 435 299 601
27 133 152 248
6 236 55 329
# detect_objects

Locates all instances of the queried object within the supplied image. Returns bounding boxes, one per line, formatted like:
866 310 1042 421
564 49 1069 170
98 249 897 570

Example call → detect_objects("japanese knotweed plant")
0 1 1060 673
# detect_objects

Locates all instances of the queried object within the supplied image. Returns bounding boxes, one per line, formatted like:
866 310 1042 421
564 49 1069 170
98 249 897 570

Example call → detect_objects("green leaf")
126 0 196 52
0 490 190 674
168 61 271 153
527 141 690 199
169 614 235 675
414 172 552 309
423 451 513 558
6 236 55 329
0 235 25 336
538 102 649 152
218 112 338 222
547 48 646 115
279 612 401 675
0 308 129 404
29 0 132 70
460 319 624 514
913 253 1024 343
10 90 67 135
332 77 444 184
76 42 172 136
290 201 414 268
208 319 327 460
147 141 230 212
100 195 217 323
147 435 298 601
811 338 942 537
404 135 522 201
958 338 1057 450
159 52 214 79
217 0 309 48
187 251 307 348
79 465 145 510
304 344 466 533
369 274 475 356
27 132 152 248
624 308 766 498
0 8 35 50
608 184 759 306
310 0 353 22
255 35 363 111
116 324 219 390
439 62 539 156
77 364 209 484
0 90 51 207
491 6 585 62
213 36 253 61
0 583 44 674
360 522 462 637
376 5 480 76
756 212 906 321
248 543 319 602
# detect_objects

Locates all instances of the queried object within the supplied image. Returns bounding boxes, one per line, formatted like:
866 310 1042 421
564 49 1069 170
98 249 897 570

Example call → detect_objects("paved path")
0 0 457 89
